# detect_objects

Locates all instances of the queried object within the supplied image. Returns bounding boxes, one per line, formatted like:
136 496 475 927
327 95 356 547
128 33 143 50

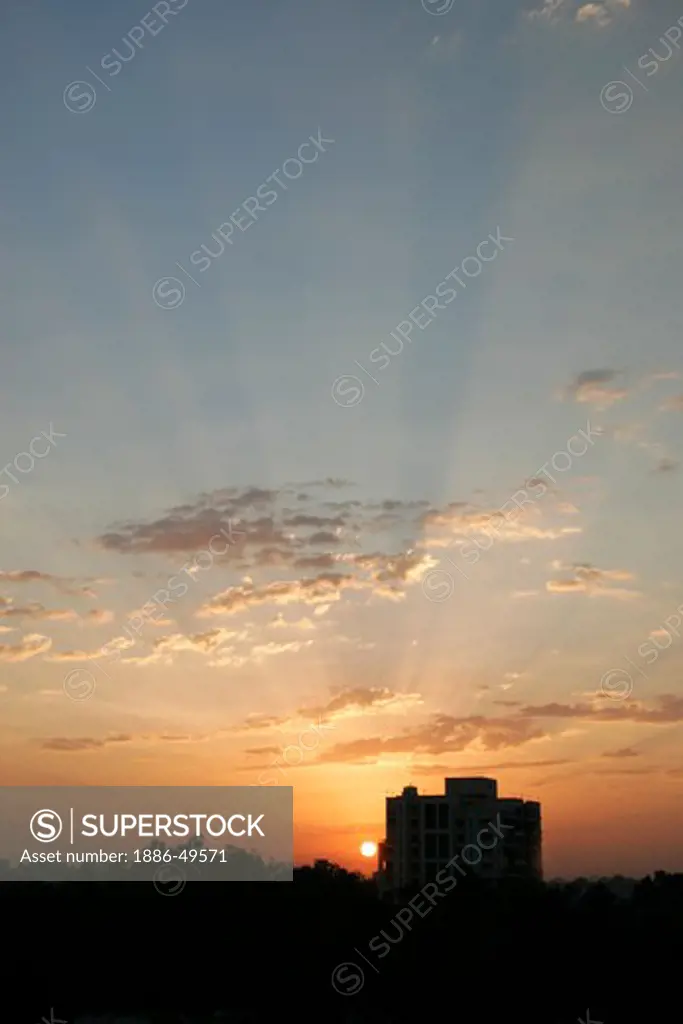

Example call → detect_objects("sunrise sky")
2 0 683 878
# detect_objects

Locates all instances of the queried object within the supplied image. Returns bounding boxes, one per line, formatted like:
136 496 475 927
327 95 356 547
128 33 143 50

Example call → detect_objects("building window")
438 804 449 830
425 834 437 859
425 803 437 830
438 834 449 859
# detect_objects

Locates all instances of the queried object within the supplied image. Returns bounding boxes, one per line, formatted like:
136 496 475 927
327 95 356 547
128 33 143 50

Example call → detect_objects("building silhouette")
378 777 542 892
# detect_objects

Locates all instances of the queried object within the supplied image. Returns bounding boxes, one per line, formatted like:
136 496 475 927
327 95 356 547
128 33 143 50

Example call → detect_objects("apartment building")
378 777 542 892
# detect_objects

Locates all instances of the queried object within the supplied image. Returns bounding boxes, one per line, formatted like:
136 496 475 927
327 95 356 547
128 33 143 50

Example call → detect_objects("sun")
360 840 377 858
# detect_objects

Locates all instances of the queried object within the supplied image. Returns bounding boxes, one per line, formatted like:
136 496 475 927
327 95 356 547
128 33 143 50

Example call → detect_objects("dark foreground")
5 864 681 1023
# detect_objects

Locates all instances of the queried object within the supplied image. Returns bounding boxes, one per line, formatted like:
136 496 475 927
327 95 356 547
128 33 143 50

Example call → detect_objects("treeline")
4 862 680 1023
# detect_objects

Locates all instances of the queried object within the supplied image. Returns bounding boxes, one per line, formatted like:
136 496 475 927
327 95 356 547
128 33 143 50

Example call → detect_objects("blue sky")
2 0 683 874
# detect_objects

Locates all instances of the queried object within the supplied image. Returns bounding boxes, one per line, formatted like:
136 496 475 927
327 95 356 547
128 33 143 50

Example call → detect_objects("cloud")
546 562 639 600
237 713 289 733
40 734 132 752
0 599 111 625
0 570 104 596
525 0 567 20
195 559 424 618
154 628 245 655
659 394 683 413
248 640 314 663
603 747 639 758
268 614 317 631
95 481 574 622
411 758 571 774
81 609 114 625
0 633 51 661
304 687 423 722
526 0 630 24
114 627 251 668
95 484 355 562
44 650 100 663
419 501 582 548
0 601 79 623
312 713 546 765
518 694 683 724
233 687 423 737
576 2 610 24
37 732 211 751
564 369 627 407
654 457 678 474
576 0 630 24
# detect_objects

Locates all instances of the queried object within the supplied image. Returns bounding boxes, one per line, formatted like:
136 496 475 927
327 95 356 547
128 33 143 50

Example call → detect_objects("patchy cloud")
525 0 567 20
44 649 100 663
0 633 52 661
654 457 678 474
411 758 571 775
564 369 628 407
268 614 318 632
546 562 638 600
236 687 423 738
40 734 132 752
526 0 630 24
311 713 545 765
659 394 683 413
0 601 79 623
0 570 105 597
576 0 630 24
518 694 683 724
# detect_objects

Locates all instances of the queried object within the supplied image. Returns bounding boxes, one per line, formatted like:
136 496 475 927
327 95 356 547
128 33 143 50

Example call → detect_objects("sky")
2 0 683 878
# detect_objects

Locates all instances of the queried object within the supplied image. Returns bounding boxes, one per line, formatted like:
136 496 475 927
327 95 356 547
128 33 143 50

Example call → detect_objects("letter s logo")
30 809 63 842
